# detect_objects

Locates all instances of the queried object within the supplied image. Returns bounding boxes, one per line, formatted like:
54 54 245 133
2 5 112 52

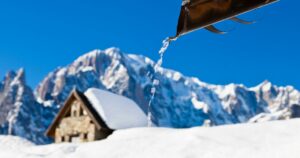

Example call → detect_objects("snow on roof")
84 88 147 129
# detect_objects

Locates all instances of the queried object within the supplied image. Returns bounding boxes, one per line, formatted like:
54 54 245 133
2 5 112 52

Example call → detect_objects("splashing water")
147 38 172 127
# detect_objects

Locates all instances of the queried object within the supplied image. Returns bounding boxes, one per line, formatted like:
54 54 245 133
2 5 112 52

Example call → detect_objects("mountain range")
0 48 299 144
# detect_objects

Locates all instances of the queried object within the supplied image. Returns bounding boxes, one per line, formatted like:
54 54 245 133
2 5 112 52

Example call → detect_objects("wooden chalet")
46 88 147 143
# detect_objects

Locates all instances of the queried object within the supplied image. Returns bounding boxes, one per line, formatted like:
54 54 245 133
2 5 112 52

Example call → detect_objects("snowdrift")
0 119 299 158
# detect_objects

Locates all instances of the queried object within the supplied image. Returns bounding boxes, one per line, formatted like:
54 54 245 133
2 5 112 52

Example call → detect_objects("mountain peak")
103 47 122 58
260 80 272 91
73 47 122 68
251 80 273 92
16 68 25 81
2 69 26 87
4 71 17 82
105 47 120 53
262 79 271 85
9 68 26 86
83 47 121 58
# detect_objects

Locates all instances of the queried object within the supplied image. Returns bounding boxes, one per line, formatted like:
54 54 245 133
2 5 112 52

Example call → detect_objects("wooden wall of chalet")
54 98 110 143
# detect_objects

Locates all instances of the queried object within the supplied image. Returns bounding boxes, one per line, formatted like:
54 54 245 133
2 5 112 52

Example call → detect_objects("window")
71 101 79 117
73 110 77 117
79 107 84 116
61 136 65 142
84 133 88 140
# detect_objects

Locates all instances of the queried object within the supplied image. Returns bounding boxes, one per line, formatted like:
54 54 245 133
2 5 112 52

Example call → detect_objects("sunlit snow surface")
84 88 147 129
1 119 300 158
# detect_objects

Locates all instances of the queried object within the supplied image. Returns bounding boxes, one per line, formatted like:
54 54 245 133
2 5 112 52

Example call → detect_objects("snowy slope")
0 119 299 158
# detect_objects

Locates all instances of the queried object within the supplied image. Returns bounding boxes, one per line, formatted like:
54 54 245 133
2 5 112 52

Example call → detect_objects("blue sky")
0 0 299 89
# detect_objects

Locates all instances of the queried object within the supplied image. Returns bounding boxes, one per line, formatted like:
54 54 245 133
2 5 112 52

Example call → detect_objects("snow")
7 102 21 135
163 69 183 81
0 136 34 158
100 60 129 90
248 109 290 123
191 97 209 113
127 54 154 71
84 88 148 129
74 49 101 64
80 66 94 72
172 72 182 81
56 67 67 78
1 119 300 158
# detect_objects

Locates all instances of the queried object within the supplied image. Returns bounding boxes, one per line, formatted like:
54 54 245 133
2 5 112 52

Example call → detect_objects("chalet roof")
46 88 147 137
84 88 148 130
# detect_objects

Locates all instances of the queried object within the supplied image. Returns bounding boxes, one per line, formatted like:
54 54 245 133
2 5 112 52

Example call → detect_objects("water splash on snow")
147 38 172 127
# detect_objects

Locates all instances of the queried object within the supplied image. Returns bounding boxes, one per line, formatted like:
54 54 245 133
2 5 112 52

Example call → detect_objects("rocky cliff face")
1 48 300 144
35 48 300 128
0 69 52 144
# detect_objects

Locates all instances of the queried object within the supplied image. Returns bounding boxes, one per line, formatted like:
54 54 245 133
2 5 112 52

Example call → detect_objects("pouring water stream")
147 38 174 127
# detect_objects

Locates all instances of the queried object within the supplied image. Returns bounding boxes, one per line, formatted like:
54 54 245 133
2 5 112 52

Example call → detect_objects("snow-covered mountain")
0 69 52 144
1 48 300 144
35 48 300 127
